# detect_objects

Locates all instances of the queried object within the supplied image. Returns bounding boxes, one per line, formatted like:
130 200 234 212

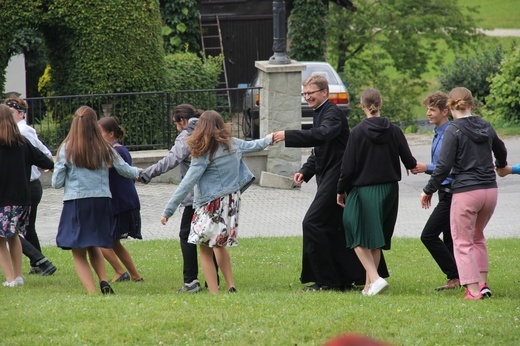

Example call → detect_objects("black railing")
25 87 258 154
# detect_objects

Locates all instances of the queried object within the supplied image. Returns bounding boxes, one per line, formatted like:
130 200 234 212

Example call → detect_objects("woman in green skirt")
336 88 417 296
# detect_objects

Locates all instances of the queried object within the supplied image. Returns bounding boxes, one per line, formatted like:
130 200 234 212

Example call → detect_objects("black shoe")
100 281 115 295
228 287 237 293
303 283 321 291
38 261 57 276
28 266 41 275
114 272 130 282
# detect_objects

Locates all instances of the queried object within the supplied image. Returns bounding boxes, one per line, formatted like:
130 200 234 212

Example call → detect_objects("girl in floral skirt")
161 110 273 293
0 105 54 287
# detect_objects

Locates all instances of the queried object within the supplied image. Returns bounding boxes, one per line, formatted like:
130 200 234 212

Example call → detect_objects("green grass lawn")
459 0 520 29
2 237 519 345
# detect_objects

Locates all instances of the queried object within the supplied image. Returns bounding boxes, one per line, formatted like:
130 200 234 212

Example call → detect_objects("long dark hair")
0 104 25 146
59 106 116 169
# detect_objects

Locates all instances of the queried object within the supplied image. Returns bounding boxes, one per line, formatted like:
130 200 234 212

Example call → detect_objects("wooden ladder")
200 14 231 113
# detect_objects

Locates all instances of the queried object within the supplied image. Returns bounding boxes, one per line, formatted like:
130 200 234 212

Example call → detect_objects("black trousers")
20 235 45 267
20 179 47 267
179 205 218 284
26 179 43 252
420 190 459 280
180 206 198 283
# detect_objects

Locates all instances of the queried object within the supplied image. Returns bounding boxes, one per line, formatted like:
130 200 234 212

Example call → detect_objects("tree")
327 0 480 79
288 0 328 61
485 46 520 124
323 0 481 125
1 1 166 97
438 46 505 106
160 0 201 54
0 0 43 96
7 27 47 98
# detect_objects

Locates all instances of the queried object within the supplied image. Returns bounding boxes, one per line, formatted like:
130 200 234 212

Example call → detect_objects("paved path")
479 28 520 37
36 135 520 246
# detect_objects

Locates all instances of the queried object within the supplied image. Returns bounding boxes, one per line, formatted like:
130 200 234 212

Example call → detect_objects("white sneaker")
15 276 24 285
2 281 17 287
367 278 389 296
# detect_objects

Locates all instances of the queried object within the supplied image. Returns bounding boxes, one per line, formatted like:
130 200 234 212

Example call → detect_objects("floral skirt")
0 205 31 239
188 191 240 248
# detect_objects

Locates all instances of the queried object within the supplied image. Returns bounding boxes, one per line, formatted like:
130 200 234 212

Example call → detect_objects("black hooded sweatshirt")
337 116 416 195
423 116 507 195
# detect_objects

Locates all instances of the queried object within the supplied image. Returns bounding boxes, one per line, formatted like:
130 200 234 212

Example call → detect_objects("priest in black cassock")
273 75 388 291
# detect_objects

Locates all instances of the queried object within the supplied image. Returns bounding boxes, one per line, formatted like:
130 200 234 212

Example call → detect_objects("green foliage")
344 67 421 128
8 27 48 97
160 0 201 54
458 0 520 29
325 0 486 128
438 46 506 106
164 50 222 92
164 50 224 115
0 0 44 95
327 0 480 79
32 112 72 151
40 0 166 96
288 0 328 61
485 46 520 124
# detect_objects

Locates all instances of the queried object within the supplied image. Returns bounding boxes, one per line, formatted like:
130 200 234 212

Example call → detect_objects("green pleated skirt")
343 182 399 250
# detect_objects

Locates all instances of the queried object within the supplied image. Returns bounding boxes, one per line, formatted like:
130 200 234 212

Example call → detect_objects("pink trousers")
450 188 497 286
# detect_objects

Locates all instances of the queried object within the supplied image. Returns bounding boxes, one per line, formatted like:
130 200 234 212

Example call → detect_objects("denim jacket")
52 144 140 201
163 136 271 217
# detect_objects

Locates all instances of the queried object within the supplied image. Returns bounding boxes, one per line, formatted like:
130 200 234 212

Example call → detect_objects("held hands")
161 216 169 225
496 165 512 177
420 191 432 209
411 162 427 175
272 131 285 143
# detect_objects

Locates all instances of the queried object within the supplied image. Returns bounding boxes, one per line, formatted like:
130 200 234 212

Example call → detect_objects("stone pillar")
255 60 305 185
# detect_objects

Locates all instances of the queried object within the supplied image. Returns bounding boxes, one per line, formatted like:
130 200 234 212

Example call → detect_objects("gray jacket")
139 118 197 206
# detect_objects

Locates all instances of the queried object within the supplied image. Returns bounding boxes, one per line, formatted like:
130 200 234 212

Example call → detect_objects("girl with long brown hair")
161 110 274 293
52 106 141 295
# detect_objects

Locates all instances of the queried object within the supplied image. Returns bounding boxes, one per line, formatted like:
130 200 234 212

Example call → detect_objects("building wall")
4 54 26 98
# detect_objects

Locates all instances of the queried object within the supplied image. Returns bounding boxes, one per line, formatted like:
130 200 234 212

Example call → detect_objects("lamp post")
269 0 291 65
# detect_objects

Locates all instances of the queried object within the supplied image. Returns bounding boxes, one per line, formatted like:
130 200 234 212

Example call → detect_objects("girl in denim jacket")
52 106 140 295
161 110 273 294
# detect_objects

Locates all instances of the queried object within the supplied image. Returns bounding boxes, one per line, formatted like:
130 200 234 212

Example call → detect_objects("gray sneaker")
176 280 201 293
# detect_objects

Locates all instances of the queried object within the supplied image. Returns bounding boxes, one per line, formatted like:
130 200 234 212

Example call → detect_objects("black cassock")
285 100 389 288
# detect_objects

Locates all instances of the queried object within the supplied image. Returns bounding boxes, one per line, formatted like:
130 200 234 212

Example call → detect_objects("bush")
41 1 166 96
438 46 505 106
342 69 420 129
164 50 224 116
160 0 200 54
164 50 222 92
485 46 520 125
288 0 328 61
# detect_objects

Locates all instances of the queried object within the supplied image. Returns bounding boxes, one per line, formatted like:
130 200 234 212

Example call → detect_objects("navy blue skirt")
113 208 142 240
56 197 114 250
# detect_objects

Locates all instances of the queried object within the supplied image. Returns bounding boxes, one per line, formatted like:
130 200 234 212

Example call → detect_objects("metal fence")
25 87 257 154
